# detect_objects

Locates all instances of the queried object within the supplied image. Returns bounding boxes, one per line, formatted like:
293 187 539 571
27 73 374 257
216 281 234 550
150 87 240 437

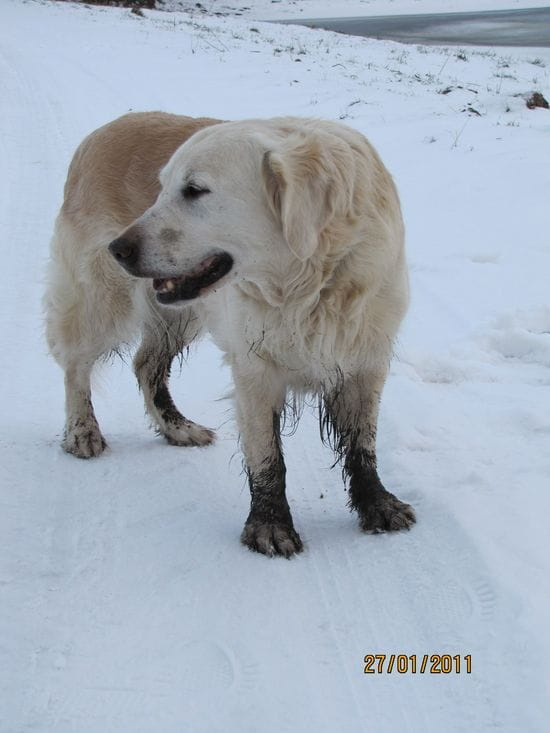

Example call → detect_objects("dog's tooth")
165 279 175 291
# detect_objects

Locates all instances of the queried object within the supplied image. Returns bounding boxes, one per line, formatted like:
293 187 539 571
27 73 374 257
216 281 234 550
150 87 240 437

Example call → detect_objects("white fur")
130 118 408 385
44 113 412 553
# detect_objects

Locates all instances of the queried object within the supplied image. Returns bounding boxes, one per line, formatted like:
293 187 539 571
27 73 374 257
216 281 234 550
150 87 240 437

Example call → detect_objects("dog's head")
109 119 358 306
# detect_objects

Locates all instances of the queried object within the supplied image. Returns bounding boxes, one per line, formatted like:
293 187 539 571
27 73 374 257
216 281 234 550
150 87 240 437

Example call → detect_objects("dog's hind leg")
134 305 215 447
46 293 132 459
62 356 107 458
46 300 111 459
45 215 139 458
323 370 416 533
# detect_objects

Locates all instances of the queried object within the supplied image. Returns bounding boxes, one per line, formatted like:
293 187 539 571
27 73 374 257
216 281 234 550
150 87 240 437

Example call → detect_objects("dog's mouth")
153 252 234 304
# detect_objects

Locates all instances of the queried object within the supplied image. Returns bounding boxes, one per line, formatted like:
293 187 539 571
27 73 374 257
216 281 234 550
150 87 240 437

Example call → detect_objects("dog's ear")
262 130 355 261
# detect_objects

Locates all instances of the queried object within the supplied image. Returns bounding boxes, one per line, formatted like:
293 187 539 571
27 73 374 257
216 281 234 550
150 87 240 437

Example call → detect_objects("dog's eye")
182 183 210 200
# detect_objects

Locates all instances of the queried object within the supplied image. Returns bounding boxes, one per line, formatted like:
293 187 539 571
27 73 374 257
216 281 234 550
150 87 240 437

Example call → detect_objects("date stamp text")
363 654 472 674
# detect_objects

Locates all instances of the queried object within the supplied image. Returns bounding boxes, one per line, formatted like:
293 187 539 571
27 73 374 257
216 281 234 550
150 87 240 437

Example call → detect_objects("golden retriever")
45 111 415 556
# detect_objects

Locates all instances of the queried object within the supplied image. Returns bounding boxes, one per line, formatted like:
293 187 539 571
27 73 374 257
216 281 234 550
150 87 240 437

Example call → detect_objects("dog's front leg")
233 365 303 557
325 371 416 533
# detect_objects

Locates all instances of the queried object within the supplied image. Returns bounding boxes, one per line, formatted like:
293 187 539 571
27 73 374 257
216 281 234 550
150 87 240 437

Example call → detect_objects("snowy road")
1 1 549 731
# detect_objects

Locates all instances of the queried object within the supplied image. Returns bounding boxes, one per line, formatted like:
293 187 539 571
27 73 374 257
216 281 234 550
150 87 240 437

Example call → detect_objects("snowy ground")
1 0 550 731
162 0 550 20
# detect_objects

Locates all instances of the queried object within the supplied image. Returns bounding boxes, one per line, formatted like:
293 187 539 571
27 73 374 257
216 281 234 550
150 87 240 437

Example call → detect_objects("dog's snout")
108 236 139 269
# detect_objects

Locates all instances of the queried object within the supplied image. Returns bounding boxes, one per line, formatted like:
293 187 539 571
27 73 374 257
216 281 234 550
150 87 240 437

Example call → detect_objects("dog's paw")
63 421 107 459
162 419 215 447
241 520 303 558
357 491 416 534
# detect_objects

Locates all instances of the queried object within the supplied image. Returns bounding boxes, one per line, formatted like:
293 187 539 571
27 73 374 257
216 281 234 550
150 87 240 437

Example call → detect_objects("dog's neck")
238 230 366 313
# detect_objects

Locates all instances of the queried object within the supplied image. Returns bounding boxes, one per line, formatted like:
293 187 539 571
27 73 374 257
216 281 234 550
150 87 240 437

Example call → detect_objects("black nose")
108 236 139 269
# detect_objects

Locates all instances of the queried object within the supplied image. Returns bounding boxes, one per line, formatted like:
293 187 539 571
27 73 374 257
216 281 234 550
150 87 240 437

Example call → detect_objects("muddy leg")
235 366 302 557
324 371 415 533
134 306 214 447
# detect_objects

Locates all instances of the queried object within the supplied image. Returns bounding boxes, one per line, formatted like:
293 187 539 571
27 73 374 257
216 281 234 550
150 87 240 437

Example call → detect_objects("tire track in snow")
295 439 431 732
283 420 532 731
0 36 83 731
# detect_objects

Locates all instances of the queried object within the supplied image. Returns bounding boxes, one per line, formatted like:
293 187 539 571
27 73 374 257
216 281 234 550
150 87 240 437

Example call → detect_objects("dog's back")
62 111 221 230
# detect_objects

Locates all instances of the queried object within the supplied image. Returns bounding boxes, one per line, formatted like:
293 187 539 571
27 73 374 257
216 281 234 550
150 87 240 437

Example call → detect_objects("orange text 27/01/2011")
363 654 472 674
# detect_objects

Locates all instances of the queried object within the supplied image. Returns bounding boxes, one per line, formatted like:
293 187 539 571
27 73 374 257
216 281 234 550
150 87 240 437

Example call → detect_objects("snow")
1 0 550 730
162 0 550 20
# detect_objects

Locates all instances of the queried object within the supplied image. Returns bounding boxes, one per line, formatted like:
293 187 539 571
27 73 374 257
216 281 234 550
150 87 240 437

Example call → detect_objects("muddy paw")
358 491 416 534
63 420 107 459
241 520 303 558
162 419 215 447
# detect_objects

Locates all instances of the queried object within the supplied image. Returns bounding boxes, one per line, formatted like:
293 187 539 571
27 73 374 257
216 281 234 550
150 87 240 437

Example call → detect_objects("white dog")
45 112 415 556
